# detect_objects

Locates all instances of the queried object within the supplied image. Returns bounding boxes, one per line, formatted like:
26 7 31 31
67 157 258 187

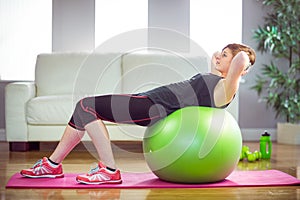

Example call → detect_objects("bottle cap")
262 131 270 137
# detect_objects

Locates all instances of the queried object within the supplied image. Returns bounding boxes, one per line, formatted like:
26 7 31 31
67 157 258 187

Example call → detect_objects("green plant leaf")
252 0 300 123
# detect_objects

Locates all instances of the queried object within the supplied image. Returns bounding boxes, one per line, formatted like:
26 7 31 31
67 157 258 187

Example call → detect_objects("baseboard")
0 129 6 141
241 128 277 141
0 128 277 142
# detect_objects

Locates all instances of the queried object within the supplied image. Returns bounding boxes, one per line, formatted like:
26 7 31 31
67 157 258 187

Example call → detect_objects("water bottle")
260 131 272 159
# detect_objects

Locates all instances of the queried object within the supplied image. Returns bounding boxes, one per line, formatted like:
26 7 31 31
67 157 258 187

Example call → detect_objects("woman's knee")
75 97 95 111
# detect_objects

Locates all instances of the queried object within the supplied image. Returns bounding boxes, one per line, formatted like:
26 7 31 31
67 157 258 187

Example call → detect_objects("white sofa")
5 51 238 151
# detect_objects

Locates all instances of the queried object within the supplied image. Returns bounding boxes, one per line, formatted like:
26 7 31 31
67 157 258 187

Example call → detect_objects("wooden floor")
1 141 300 200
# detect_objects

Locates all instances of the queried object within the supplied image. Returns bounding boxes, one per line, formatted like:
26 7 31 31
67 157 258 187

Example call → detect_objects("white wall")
241 0 278 129
240 0 279 140
148 0 190 52
148 0 189 36
52 0 95 51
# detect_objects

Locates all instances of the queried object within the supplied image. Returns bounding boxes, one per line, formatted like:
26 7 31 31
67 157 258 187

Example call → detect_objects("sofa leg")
9 142 40 152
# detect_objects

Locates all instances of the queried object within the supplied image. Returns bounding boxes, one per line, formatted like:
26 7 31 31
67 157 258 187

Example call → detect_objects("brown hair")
222 43 256 66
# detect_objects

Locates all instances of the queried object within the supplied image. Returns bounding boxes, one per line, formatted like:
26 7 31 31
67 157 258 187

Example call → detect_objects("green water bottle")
260 131 272 159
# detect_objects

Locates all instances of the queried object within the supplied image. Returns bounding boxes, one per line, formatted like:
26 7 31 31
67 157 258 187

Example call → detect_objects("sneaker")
76 162 122 184
20 157 64 178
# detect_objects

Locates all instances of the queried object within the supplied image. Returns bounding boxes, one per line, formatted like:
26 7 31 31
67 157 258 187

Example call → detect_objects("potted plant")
251 0 300 144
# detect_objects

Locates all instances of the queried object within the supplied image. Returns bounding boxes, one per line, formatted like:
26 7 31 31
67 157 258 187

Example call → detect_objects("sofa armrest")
5 82 36 141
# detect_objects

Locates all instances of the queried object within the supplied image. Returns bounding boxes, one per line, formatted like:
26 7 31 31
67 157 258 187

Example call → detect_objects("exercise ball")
143 106 242 183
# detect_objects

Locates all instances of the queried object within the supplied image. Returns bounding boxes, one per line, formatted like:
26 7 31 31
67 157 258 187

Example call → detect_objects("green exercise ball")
143 106 242 183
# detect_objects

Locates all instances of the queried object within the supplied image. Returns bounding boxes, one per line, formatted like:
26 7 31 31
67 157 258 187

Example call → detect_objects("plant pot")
277 122 300 145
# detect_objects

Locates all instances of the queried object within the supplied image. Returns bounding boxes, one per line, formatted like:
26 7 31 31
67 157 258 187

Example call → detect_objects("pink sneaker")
76 162 122 184
20 157 64 178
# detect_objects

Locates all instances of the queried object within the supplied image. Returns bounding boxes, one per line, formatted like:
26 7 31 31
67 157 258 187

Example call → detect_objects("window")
0 0 52 80
190 0 242 56
95 0 148 47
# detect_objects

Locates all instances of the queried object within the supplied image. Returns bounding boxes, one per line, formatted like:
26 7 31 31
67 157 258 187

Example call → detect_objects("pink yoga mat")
6 170 300 189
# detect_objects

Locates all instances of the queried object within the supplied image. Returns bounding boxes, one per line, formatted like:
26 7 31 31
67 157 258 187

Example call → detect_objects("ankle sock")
47 158 60 168
106 166 116 172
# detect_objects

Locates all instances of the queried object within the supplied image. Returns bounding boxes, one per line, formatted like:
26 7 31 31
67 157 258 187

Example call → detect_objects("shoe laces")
88 163 100 175
33 159 43 168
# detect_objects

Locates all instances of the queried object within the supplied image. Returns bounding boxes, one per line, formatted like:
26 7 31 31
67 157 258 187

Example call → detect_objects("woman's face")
215 48 234 75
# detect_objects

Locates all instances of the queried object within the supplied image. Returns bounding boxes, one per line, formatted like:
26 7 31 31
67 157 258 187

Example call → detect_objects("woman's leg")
68 94 162 128
20 94 162 181
49 121 116 169
65 94 162 169
51 94 160 166
84 119 116 169
20 125 83 178
49 121 115 169
49 125 85 164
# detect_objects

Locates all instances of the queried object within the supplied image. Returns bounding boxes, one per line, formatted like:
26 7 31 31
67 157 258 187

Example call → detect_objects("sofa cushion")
26 95 118 126
35 52 122 96
26 95 74 125
121 51 209 94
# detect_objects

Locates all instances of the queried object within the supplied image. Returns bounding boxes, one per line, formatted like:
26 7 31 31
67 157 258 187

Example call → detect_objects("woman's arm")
213 51 250 107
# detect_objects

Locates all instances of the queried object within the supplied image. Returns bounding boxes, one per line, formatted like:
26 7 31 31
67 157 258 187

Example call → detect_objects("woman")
20 43 256 184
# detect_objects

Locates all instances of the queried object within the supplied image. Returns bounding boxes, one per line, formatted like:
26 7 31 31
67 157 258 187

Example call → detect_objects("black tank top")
138 73 228 115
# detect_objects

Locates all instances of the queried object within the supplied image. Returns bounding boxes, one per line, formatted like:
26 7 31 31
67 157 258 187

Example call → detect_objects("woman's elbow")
235 51 249 66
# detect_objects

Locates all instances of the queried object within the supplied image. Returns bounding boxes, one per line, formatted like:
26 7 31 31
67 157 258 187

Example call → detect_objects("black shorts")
68 94 165 131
